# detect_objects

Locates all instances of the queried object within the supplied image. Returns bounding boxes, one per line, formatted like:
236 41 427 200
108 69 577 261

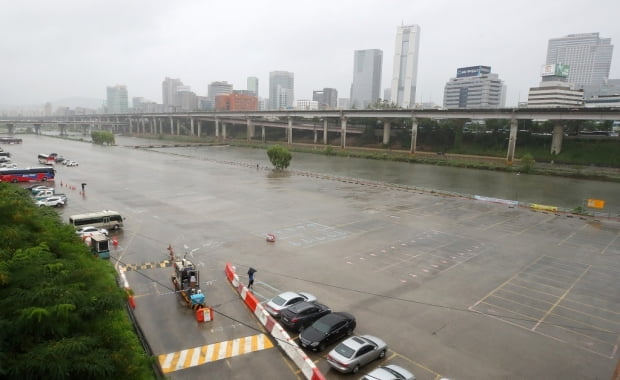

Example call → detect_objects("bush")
267 145 292 170
520 153 536 173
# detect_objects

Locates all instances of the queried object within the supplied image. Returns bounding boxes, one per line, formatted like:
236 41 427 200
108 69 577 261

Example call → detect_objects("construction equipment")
169 245 205 310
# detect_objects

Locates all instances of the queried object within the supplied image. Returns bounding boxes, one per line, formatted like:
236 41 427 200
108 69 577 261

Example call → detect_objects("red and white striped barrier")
224 263 325 380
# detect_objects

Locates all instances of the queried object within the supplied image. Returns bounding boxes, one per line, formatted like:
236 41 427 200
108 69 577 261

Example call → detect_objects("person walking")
247 267 256 289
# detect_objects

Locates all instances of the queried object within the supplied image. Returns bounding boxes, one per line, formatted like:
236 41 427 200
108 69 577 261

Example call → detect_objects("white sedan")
264 291 317 318
65 160 79 167
76 226 108 237
35 196 65 207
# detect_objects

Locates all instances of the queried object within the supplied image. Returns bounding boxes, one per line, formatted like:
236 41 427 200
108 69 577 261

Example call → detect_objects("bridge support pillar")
190 117 195 136
222 123 227 139
197 120 201 137
59 124 67 136
151 117 156 134
168 117 173 135
383 121 391 145
551 123 564 155
287 117 293 144
261 126 265 143
177 119 181 135
129 117 133 134
314 129 318 144
141 117 146 134
410 118 418 154
323 119 328 145
506 117 518 164
215 118 220 139
340 117 347 149
247 119 254 141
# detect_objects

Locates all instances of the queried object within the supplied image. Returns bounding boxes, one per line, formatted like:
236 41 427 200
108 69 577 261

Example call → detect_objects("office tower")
390 24 421 108
350 49 383 109
443 65 506 109
546 33 613 90
162 77 183 110
247 77 259 96
527 64 583 108
208 81 233 100
269 71 294 110
312 88 338 109
176 86 198 111
106 85 128 114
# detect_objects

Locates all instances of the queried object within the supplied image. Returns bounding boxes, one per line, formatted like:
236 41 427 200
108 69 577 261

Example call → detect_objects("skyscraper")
269 71 294 110
390 24 421 108
545 33 613 90
247 77 259 96
312 88 338 109
162 77 183 110
106 85 128 114
350 49 382 109
443 66 506 109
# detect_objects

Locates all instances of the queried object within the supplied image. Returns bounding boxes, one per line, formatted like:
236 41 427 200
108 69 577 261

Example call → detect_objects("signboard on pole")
586 199 605 209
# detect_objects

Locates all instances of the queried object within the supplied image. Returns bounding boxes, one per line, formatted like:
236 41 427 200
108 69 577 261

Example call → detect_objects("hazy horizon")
1 0 619 108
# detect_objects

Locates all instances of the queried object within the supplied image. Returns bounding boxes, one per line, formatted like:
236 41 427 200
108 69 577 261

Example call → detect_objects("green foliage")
267 144 292 170
520 153 536 173
91 131 116 145
0 183 153 379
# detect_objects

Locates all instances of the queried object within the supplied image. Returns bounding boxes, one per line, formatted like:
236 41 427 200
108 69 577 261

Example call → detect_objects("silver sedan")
359 364 416 380
326 334 388 374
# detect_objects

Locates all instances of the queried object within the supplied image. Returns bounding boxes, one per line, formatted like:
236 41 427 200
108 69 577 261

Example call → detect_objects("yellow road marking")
600 230 620 255
158 334 273 374
532 265 591 331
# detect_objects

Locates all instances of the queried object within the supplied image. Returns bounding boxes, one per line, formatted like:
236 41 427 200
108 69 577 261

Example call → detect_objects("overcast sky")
2 0 619 108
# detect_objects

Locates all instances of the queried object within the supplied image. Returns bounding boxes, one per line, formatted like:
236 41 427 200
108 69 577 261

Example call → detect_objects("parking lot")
7 135 619 379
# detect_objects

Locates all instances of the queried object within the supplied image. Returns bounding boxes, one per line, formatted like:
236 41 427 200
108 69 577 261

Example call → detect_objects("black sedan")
298 312 356 352
280 301 331 332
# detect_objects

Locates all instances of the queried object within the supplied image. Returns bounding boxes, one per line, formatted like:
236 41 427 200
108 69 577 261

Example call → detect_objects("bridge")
2 107 619 163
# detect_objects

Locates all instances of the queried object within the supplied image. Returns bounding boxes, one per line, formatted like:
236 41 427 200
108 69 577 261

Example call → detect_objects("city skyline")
1 0 619 109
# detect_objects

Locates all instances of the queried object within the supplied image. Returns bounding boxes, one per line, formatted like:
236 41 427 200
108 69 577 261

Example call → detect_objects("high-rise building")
390 24 421 108
269 71 295 110
527 64 583 108
176 87 198 111
545 33 614 90
350 49 382 109
106 85 128 114
208 81 233 100
247 77 259 96
215 92 258 111
312 88 338 109
162 77 183 110
269 71 294 110
443 65 506 109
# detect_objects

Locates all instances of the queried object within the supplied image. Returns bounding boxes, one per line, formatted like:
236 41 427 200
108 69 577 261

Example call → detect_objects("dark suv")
298 312 356 351
280 301 331 332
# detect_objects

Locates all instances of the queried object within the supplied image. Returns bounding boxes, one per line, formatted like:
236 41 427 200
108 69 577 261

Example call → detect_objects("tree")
267 145 292 170
0 183 153 379
91 131 115 145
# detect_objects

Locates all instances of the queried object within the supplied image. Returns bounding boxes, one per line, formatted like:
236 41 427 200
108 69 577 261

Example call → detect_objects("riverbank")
47 132 620 183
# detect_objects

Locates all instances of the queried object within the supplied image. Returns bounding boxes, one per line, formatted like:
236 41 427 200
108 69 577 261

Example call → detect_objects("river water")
113 136 619 215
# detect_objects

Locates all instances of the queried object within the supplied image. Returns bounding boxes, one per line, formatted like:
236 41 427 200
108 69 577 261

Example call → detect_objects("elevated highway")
3 107 619 163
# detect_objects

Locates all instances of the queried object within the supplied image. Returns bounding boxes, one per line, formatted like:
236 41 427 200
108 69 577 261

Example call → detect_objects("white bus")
69 210 124 230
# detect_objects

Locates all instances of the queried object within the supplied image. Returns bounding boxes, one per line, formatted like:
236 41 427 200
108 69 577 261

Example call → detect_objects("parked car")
76 226 109 237
298 312 356 352
35 196 65 207
327 335 388 374
29 185 53 194
264 291 317 318
0 162 16 168
65 160 78 167
280 301 331 332
359 364 416 380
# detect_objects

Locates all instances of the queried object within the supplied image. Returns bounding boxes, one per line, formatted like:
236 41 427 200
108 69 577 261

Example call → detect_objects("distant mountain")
51 97 105 110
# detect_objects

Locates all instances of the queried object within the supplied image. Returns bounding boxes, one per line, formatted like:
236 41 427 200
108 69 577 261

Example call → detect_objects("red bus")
0 167 56 183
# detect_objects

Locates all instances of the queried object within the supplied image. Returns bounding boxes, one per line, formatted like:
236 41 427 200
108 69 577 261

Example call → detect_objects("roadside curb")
224 263 325 380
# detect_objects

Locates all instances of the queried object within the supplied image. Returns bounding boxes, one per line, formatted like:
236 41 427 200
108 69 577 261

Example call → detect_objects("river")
112 136 619 215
